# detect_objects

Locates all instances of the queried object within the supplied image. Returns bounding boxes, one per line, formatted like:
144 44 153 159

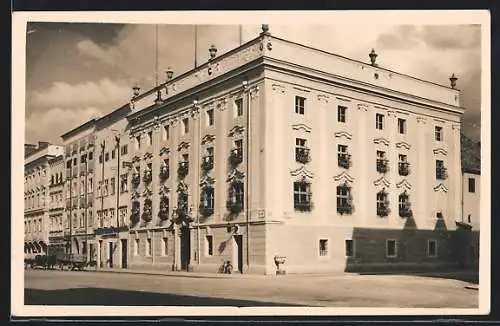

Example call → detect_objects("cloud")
25 107 103 144
76 39 123 66
30 78 131 109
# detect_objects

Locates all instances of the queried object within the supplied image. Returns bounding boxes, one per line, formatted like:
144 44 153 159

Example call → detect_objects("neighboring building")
121 25 464 275
456 133 480 268
92 104 132 269
24 142 64 258
47 155 65 254
60 119 98 257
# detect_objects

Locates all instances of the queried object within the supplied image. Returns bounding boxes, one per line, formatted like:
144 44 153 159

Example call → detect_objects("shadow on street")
25 288 302 306
356 270 479 285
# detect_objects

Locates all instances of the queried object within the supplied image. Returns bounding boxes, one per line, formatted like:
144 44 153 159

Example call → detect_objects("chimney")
24 144 37 156
38 141 50 149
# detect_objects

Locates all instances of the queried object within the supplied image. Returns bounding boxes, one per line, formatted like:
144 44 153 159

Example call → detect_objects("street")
24 269 478 307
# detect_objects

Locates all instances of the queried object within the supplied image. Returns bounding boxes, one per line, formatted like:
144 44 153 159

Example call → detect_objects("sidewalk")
82 267 271 279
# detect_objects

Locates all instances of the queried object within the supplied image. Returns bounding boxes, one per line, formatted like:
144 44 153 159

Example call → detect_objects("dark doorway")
89 243 94 263
180 226 191 271
98 240 103 268
121 239 128 269
234 235 243 273
109 242 114 268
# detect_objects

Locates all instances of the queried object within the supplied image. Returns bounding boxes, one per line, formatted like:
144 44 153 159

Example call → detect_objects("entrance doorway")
108 241 114 268
233 235 243 273
180 226 191 271
121 239 128 269
89 243 94 263
98 240 103 267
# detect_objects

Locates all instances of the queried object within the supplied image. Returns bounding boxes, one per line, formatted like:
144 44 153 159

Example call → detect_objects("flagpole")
194 25 198 68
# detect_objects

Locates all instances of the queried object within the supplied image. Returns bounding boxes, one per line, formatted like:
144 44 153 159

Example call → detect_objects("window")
295 96 305 115
435 126 443 141
436 160 446 180
206 109 214 126
345 239 354 257
336 183 352 214
148 131 153 146
338 144 350 168
205 235 214 256
376 189 389 217
105 152 109 162
319 239 328 257
398 154 409 176
73 158 77 165
398 118 406 134
136 136 141 149
386 239 397 257
163 125 170 140
146 238 152 256
110 177 115 195
235 98 243 117
376 150 388 173
337 105 347 123
201 186 215 212
183 118 189 134
293 181 311 211
295 138 309 163
428 240 437 257
399 192 411 217
134 239 139 256
120 174 128 193
162 238 168 256
51 175 54 185
99 155 103 164
121 145 128 155
468 178 476 193
111 149 115 159
376 113 384 130
104 180 109 196
88 152 93 160
66 160 72 168
80 180 85 195
88 177 93 193
228 181 244 209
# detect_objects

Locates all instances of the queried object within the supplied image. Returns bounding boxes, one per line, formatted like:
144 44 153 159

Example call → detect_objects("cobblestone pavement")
24 269 478 307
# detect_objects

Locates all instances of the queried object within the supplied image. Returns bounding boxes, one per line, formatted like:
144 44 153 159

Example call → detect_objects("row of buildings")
24 25 481 274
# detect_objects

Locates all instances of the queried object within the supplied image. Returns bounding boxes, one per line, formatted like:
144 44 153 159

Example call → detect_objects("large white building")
27 25 479 275
121 25 465 274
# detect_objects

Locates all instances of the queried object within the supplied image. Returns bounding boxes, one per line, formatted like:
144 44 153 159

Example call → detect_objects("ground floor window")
427 239 438 257
386 239 397 258
162 237 168 256
345 239 354 257
134 238 139 256
319 239 328 257
146 238 152 256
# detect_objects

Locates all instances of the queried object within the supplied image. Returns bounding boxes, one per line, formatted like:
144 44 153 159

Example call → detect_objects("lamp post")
171 208 178 271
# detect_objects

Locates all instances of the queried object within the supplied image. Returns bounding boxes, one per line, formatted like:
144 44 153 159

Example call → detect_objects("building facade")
92 104 132 269
47 155 65 254
61 120 98 257
24 142 64 257
121 25 464 274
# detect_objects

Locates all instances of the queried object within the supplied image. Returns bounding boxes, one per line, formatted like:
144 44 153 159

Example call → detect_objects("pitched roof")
461 133 481 174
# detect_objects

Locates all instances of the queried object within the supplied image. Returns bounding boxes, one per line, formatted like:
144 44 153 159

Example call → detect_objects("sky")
24 22 482 144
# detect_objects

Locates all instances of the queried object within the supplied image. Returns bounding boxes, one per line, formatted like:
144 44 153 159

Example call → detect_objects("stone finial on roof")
450 73 458 89
369 48 378 66
209 44 217 60
261 24 270 35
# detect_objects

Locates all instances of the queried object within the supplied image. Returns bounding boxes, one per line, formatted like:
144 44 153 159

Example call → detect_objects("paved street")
24 269 478 307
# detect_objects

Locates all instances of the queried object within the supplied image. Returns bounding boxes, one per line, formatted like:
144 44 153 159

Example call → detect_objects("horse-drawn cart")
55 253 96 271
24 253 96 271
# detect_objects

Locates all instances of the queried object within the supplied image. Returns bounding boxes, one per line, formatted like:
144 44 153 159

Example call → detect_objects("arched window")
398 191 411 217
